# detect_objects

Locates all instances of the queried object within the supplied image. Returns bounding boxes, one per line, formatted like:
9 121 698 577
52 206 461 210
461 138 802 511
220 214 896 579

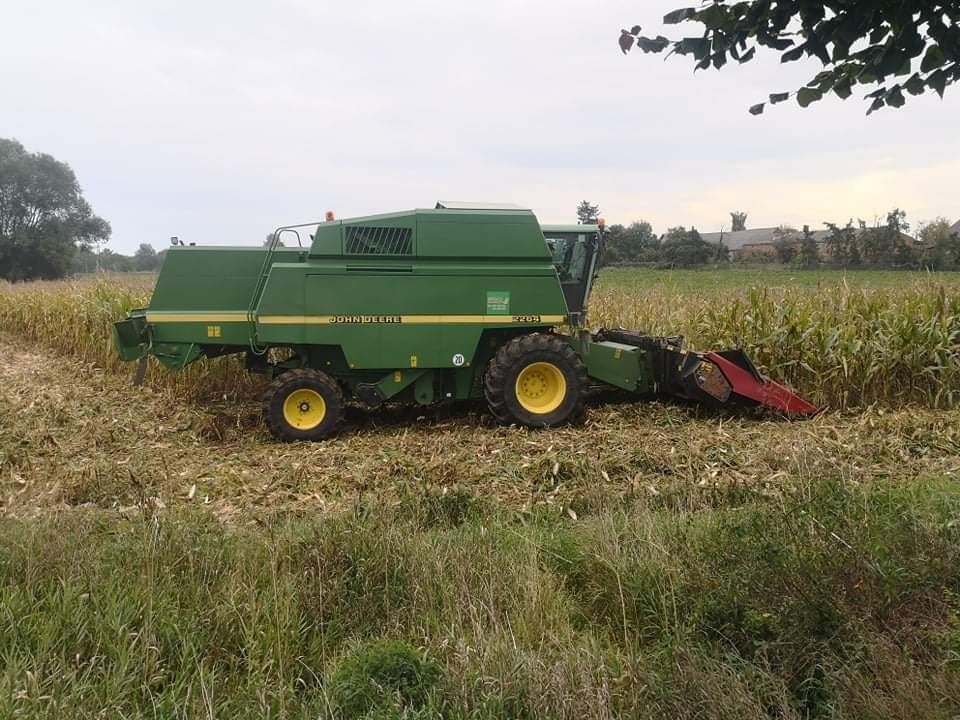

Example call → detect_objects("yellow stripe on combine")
145 312 247 323
145 312 567 325
257 315 568 325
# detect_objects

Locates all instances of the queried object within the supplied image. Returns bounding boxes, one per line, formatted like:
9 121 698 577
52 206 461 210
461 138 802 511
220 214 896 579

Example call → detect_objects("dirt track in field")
2 333 960 521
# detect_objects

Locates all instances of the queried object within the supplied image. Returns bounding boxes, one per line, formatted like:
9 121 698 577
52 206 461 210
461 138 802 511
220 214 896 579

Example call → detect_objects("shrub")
328 640 442 718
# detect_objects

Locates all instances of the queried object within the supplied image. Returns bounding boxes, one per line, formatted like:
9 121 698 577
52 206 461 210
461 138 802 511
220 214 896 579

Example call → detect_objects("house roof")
542 224 599 234
699 227 832 251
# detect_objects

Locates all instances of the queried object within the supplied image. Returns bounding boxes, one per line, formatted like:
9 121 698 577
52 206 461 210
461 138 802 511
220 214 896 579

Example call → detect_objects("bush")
328 640 442 718
659 227 718 267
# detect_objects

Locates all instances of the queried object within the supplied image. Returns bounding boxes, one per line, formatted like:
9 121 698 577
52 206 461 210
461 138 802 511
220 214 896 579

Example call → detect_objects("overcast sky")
4 0 959 253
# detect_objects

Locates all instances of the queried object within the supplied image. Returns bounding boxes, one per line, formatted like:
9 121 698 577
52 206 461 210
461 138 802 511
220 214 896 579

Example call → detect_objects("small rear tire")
484 333 586 427
262 368 344 441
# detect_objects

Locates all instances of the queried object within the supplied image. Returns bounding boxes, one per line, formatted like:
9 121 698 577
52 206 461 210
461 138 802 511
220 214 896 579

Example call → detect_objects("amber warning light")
325 210 336 222
597 217 606 230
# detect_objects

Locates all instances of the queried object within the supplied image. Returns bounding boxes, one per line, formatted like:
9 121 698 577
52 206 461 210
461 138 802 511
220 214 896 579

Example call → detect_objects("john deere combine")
113 201 816 440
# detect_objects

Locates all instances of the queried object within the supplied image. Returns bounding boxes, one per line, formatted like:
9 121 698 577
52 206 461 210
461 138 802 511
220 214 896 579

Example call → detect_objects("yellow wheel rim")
283 388 326 430
515 362 566 415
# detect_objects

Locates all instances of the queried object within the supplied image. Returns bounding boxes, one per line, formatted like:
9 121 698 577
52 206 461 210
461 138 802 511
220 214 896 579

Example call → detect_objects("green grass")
1 479 958 719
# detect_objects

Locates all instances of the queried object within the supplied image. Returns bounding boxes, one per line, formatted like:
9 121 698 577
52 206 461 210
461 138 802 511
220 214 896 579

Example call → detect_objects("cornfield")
591 278 960 409
0 275 255 401
1 271 959 409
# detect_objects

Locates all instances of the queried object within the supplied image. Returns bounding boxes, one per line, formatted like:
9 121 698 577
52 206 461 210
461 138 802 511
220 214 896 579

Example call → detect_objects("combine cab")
114 202 816 440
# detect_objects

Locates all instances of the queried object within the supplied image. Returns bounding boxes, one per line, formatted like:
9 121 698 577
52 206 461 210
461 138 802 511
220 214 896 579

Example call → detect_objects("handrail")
246 219 330 354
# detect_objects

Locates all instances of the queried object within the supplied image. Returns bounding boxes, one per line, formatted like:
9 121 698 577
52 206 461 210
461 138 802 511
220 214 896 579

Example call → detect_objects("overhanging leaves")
782 45 806 63
620 0 960 114
833 77 853 99
928 68 949 97
921 44 946 72
663 8 697 24
637 35 671 53
904 74 926 95
886 86 906 107
676 37 711 60
796 87 823 107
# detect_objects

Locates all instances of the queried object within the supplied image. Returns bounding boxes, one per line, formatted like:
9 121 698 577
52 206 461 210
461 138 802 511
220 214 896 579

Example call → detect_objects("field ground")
2 332 960 520
1 268 960 718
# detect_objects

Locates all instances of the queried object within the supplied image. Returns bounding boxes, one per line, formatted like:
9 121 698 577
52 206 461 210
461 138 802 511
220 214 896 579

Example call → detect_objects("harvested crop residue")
2 334 959 521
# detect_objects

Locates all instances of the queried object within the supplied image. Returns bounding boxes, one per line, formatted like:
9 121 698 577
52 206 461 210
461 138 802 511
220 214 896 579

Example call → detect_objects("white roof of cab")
435 200 529 211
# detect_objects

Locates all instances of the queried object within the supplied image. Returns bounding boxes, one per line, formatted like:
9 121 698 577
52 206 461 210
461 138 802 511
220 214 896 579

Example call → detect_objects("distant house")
952 220 960 235
701 224 921 262
699 227 832 261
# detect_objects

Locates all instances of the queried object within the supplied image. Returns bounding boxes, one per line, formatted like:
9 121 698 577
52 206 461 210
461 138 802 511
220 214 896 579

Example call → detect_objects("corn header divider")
113 201 817 441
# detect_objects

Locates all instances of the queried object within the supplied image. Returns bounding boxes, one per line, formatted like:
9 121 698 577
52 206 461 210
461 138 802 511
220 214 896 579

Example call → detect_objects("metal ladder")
245 221 323 354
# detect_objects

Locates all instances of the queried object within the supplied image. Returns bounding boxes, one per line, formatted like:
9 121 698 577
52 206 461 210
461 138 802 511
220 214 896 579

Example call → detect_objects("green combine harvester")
113 202 816 440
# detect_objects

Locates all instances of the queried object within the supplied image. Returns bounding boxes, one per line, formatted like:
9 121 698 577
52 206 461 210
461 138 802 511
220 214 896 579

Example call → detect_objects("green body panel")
414 209 547 259
308 209 548 259
113 313 148 361
151 246 305 310
254 265 565 369
375 369 427 400
578 339 654 393
117 207 572 399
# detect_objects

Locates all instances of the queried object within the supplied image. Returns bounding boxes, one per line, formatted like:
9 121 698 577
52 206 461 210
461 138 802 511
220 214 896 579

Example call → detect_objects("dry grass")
2 334 959 521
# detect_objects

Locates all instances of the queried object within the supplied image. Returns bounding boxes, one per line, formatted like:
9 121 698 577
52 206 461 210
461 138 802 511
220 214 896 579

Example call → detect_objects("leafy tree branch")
620 1 960 114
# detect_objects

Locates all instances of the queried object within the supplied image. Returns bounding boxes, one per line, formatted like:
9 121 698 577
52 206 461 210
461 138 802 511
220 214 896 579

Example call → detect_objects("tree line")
71 243 165 274
820 212 960 270
3 136 958 281
577 200 728 268
0 138 111 281
602 221 730 268
576 201 960 270
0 138 191 280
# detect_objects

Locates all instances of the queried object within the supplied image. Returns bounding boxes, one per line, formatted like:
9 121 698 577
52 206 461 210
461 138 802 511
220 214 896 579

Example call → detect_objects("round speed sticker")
452 353 465 367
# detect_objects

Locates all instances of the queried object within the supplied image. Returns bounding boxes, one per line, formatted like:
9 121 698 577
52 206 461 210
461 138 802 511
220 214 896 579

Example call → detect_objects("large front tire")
484 333 586 427
262 368 344 441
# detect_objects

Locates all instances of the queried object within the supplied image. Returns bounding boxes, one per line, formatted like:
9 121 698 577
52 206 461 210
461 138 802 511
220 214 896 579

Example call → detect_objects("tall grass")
2 271 959 409
1 479 958 718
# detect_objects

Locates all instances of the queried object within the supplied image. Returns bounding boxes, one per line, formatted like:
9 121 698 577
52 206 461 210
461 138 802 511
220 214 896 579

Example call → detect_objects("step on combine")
114 201 817 440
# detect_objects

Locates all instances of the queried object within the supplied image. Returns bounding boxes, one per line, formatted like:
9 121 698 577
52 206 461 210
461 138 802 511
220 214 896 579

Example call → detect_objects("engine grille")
345 226 413 256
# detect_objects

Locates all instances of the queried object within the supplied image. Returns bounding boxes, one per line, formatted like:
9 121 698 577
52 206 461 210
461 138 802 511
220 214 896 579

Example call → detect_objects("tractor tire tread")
483 332 586 427
262 368 344 442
